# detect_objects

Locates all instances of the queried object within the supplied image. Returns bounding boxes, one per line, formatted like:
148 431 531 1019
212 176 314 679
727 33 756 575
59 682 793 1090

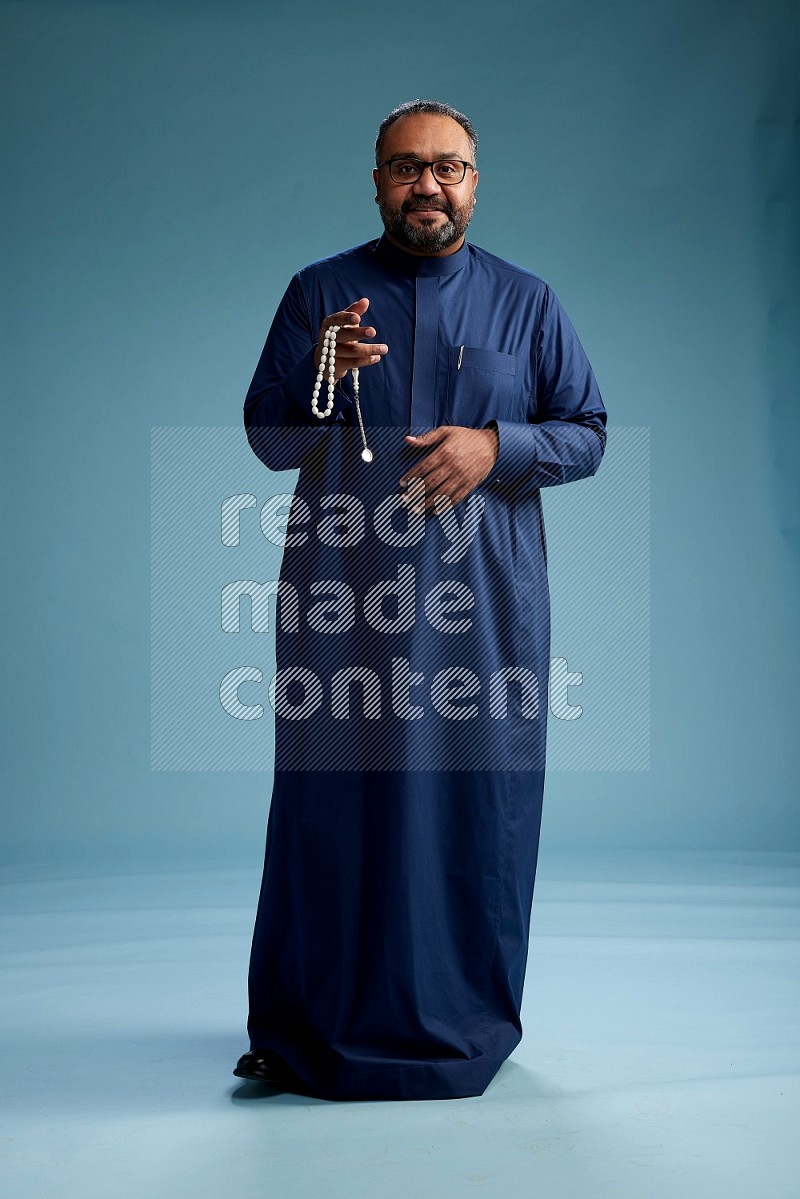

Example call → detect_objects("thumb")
405 427 447 445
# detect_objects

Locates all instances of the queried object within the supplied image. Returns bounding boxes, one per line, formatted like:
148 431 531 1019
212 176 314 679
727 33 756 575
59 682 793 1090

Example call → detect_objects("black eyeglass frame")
376 157 475 185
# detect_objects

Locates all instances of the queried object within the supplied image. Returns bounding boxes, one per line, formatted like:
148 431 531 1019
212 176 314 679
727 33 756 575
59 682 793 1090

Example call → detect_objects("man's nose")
412 165 442 195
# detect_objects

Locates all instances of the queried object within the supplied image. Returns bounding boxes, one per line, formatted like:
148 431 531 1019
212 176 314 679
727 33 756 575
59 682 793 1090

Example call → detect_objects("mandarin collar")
373 232 469 278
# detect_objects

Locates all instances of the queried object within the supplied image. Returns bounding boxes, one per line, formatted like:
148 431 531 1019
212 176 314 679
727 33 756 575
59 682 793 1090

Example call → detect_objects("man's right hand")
314 297 389 380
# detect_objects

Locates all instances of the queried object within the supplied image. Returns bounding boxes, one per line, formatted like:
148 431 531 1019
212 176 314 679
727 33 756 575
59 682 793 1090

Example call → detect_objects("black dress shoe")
233 1049 291 1086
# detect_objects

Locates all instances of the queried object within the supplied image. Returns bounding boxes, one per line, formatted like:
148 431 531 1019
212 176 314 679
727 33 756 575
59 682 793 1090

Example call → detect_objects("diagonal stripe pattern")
151 426 649 772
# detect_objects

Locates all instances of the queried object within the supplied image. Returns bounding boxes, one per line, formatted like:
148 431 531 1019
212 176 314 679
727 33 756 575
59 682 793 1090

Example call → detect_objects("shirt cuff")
482 419 538 488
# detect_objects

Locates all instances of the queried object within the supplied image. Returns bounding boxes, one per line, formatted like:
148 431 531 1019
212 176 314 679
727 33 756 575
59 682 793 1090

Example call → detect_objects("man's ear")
372 168 380 190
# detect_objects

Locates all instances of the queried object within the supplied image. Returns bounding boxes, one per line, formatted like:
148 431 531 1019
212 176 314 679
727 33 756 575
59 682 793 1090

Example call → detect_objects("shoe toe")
233 1049 289 1085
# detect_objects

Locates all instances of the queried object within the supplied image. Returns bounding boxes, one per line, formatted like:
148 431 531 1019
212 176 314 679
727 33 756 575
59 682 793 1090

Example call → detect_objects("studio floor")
1 848 797 1198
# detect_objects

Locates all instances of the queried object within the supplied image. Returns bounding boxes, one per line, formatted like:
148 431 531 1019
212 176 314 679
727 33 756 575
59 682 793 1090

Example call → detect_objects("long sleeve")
243 273 355 473
483 286 607 498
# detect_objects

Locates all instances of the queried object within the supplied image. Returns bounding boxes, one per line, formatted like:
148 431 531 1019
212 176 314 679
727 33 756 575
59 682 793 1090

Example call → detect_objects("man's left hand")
399 425 498 514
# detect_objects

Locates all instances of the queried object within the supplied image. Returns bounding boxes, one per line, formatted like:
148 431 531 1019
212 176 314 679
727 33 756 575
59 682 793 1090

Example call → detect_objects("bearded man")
236 99 607 1101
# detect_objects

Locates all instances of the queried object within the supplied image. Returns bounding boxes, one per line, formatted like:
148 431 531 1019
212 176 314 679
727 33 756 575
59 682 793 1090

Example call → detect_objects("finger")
337 353 385 370
336 335 387 353
407 424 450 438
335 338 388 354
417 466 455 500
336 342 389 364
400 477 427 504
322 300 369 334
419 480 467 515
405 426 451 448
334 325 379 343
436 483 470 512
323 312 362 333
329 353 386 379
400 466 454 507
398 452 447 488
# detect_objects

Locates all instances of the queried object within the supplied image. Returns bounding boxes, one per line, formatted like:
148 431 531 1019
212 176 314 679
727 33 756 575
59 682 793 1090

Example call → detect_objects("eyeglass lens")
389 160 467 184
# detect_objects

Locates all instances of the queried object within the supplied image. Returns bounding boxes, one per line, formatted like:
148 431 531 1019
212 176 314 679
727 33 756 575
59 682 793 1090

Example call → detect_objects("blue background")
3 0 798 868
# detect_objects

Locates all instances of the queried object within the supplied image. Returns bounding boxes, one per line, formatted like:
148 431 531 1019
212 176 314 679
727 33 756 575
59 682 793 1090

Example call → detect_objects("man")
235 99 606 1101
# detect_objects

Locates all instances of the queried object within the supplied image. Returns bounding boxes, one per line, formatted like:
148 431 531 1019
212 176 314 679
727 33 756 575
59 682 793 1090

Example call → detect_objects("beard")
378 193 475 253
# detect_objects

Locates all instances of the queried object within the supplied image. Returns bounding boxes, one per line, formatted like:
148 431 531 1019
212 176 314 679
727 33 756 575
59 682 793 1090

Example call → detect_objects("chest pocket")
445 346 518 427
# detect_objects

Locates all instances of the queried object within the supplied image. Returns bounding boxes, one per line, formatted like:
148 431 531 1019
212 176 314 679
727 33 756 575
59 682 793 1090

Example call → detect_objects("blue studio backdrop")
2 0 798 871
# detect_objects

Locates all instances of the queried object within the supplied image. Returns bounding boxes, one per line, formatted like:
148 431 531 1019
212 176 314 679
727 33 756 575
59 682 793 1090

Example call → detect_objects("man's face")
373 114 478 256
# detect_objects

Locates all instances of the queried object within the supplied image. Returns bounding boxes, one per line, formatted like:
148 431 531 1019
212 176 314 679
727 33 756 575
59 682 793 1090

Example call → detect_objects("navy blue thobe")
242 233 606 1100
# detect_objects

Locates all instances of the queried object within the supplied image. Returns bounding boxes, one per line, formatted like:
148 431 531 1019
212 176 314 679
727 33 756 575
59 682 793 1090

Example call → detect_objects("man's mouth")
407 206 449 215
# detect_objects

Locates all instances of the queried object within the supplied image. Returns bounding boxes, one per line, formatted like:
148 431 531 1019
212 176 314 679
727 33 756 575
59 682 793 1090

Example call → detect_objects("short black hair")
375 99 478 165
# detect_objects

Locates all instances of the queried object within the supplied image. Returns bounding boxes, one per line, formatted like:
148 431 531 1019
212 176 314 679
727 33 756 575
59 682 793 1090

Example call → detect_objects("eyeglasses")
377 157 474 185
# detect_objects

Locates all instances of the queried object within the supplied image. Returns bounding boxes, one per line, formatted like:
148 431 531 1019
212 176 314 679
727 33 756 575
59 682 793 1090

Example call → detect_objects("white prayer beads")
311 324 339 419
311 324 374 463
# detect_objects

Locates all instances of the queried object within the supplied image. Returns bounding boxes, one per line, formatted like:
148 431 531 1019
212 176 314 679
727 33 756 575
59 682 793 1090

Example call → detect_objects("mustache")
402 198 453 217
